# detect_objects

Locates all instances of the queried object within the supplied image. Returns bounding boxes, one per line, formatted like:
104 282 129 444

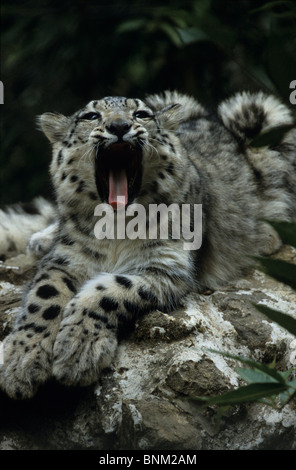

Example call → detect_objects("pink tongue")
108 169 128 209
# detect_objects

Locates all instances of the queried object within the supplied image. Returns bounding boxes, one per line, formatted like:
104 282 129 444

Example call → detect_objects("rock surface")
0 247 296 450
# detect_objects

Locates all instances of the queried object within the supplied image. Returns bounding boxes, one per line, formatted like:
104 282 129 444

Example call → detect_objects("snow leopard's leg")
52 266 192 387
0 256 80 399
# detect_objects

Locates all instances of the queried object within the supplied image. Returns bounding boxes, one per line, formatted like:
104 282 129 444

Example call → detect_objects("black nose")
107 118 131 137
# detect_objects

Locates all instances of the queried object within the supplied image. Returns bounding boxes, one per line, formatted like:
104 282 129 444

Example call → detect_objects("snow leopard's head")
38 94 187 210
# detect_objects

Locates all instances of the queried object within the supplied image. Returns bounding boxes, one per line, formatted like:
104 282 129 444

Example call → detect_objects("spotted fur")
0 90 295 399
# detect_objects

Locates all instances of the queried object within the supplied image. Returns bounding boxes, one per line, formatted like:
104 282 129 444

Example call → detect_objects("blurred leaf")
190 382 288 406
206 349 287 385
288 378 296 387
236 367 278 384
116 18 146 34
279 377 296 406
156 7 188 29
250 1 294 14
267 32 296 98
192 347 296 408
254 304 296 336
242 64 277 94
250 124 295 148
159 23 183 47
254 257 296 290
177 27 209 45
266 221 296 248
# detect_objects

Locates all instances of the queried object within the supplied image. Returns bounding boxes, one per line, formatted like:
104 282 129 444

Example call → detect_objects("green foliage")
250 124 295 148
266 221 296 248
253 257 296 290
191 351 296 408
191 221 296 411
254 222 296 311
254 304 296 337
1 0 296 203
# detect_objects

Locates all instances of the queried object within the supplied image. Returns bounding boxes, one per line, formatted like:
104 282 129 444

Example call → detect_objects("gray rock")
0 247 296 450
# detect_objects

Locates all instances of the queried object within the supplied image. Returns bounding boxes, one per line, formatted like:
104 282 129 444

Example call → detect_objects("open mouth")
95 143 142 209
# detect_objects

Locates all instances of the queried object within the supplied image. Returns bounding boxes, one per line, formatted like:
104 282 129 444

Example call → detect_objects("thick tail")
0 197 56 260
218 91 296 221
218 91 294 143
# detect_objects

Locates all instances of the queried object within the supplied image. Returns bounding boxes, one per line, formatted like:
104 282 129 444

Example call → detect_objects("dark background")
1 0 295 204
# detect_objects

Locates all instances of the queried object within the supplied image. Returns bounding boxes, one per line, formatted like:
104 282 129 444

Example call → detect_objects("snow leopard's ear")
156 103 183 130
37 112 71 143
146 90 206 130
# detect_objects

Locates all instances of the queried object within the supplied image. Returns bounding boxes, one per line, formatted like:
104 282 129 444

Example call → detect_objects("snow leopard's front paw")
52 305 118 387
0 331 53 399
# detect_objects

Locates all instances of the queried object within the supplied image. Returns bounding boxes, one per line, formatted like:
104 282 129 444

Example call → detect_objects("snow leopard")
0 90 295 399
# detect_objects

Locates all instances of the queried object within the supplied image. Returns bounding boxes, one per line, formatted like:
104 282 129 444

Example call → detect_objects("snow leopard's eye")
134 110 152 119
80 112 101 121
